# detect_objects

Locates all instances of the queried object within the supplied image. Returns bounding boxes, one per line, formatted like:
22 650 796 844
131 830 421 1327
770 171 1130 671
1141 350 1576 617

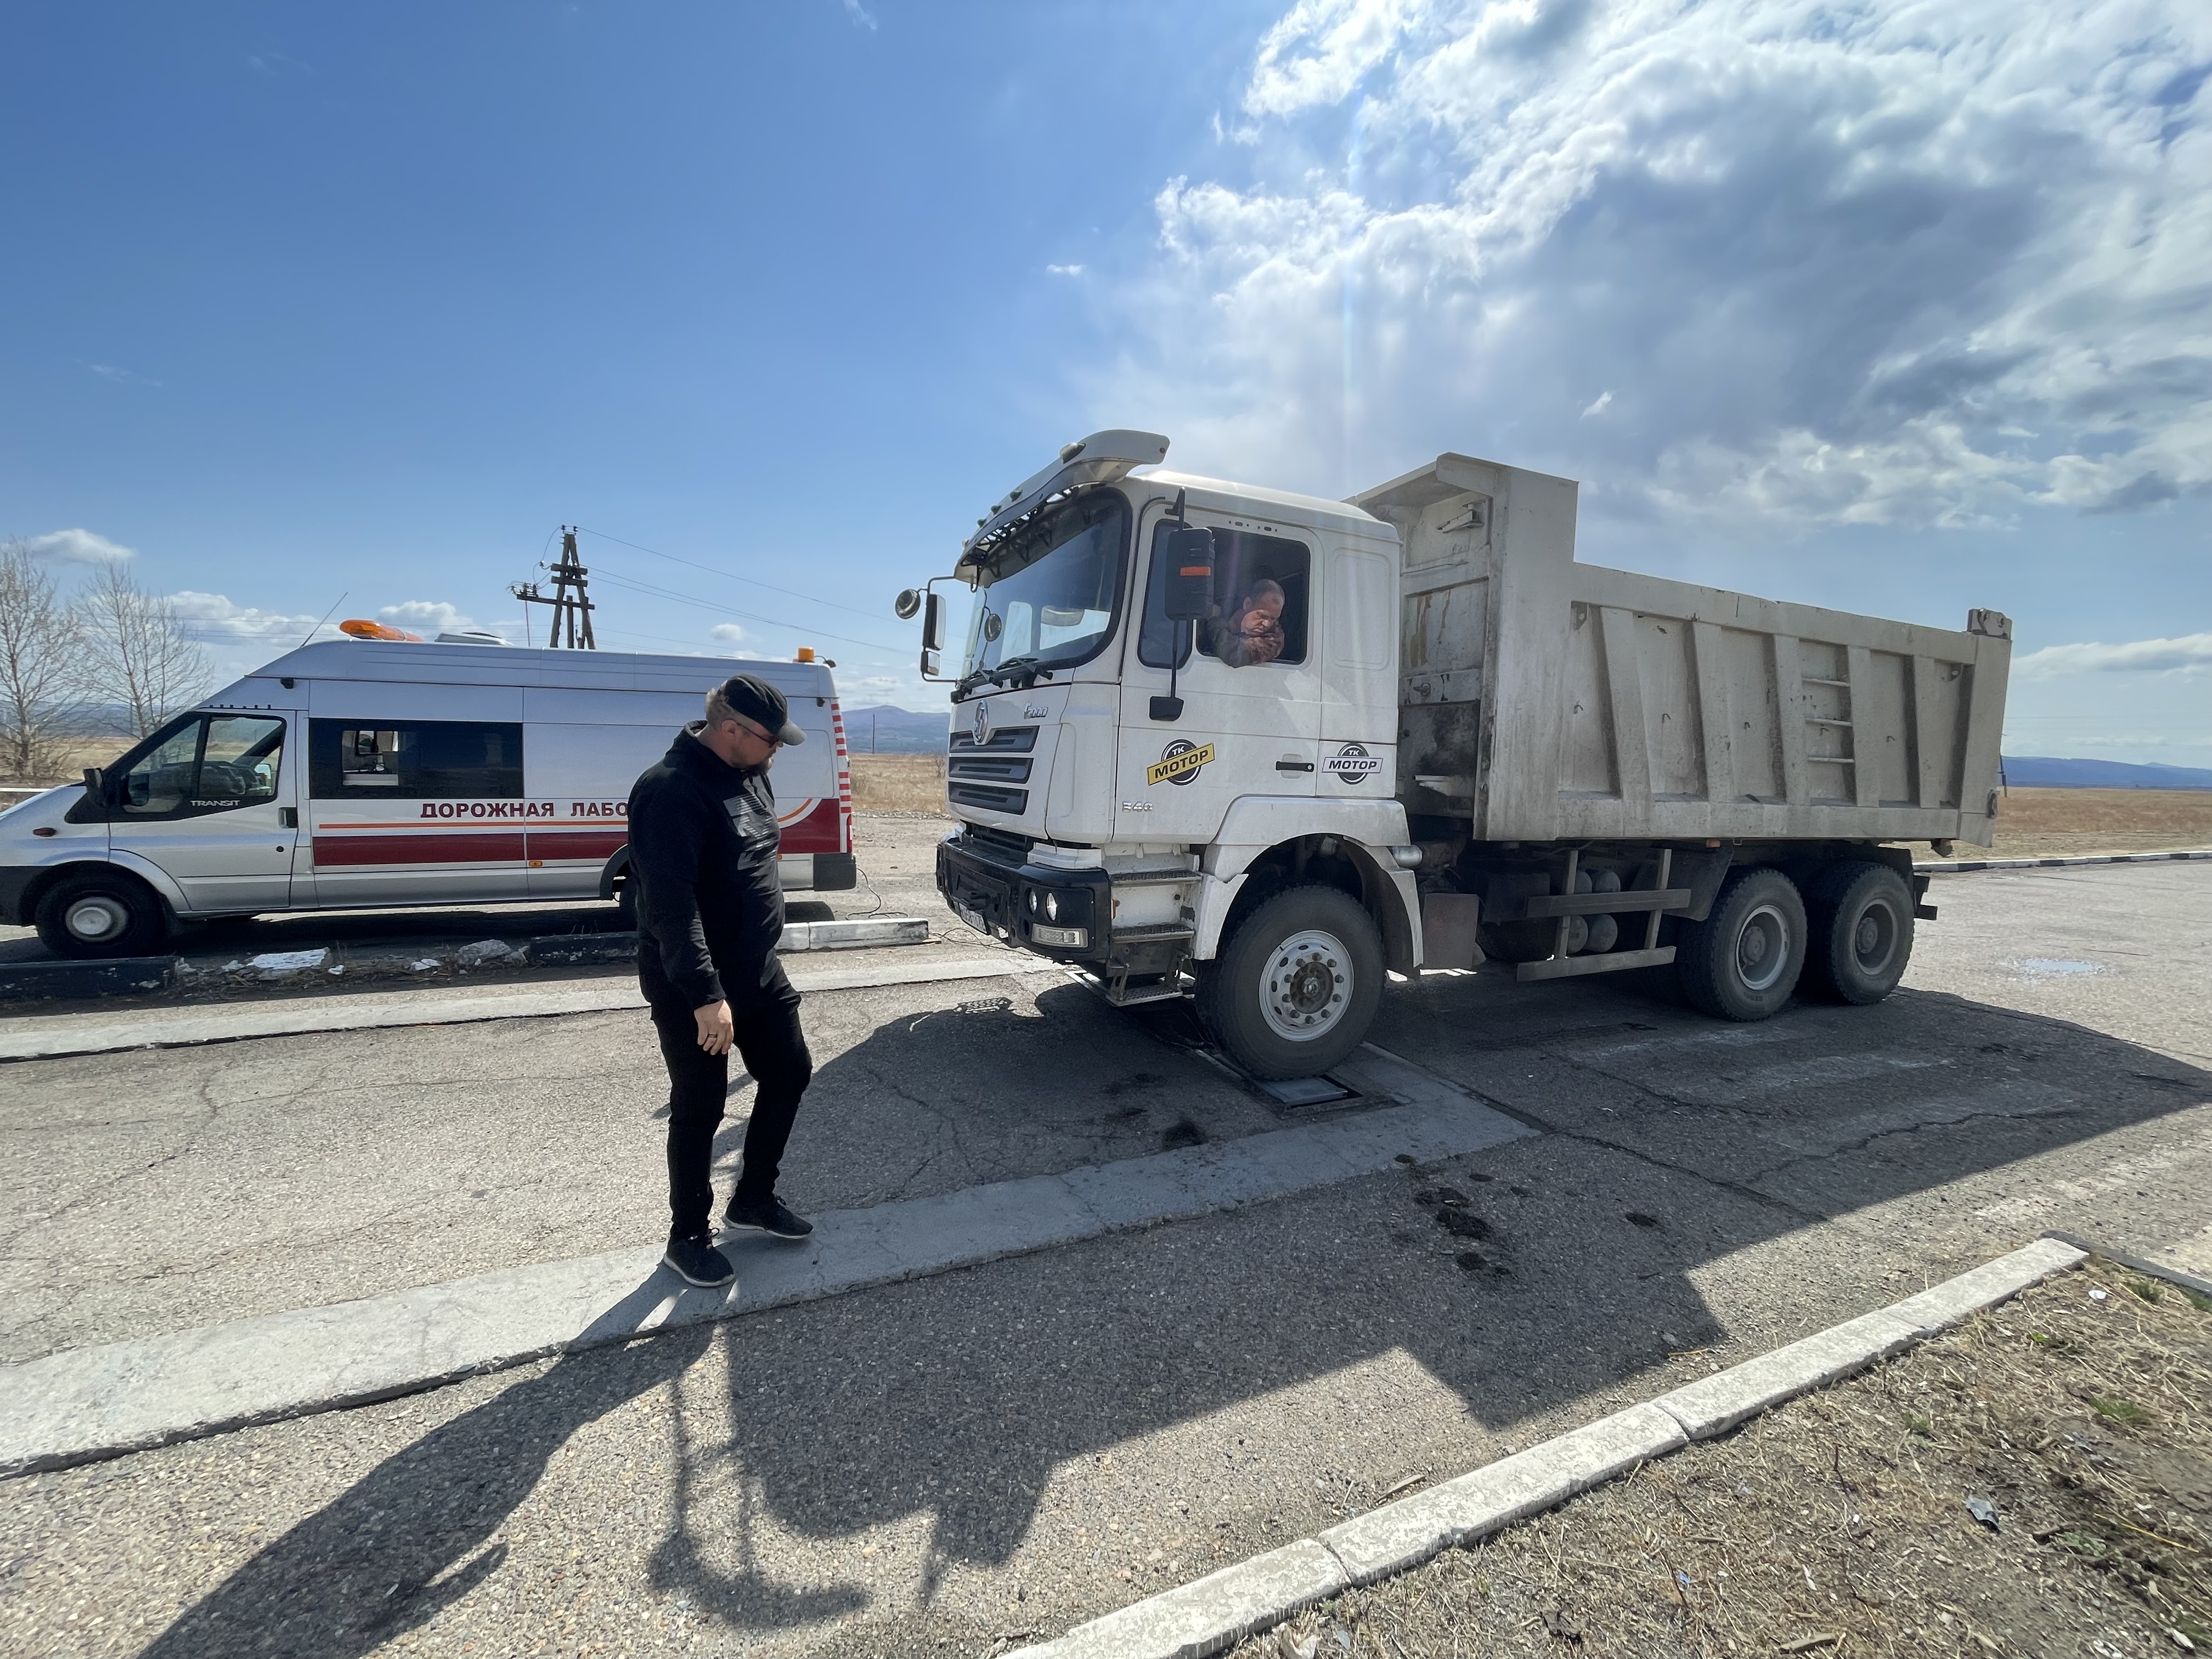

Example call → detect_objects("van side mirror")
1160 526 1216 622
82 766 103 799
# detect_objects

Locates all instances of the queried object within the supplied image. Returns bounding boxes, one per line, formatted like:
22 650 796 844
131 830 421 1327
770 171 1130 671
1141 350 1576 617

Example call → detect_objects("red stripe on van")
314 833 526 867
778 796 843 854
524 828 630 863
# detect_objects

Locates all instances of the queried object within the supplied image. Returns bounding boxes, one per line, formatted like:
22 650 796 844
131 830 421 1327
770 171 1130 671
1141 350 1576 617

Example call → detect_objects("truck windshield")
957 490 1128 693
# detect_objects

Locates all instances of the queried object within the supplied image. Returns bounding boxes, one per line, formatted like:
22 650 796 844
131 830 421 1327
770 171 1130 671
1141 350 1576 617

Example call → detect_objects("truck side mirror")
919 591 945 678
1160 526 1216 622
894 589 923 620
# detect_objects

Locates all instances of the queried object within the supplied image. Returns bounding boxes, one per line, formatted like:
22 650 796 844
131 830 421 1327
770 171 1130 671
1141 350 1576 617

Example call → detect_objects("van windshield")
957 490 1128 695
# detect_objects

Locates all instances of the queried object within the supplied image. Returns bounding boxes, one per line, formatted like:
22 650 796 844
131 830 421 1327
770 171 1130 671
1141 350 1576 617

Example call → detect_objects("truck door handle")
1276 759 1314 772
280 807 297 828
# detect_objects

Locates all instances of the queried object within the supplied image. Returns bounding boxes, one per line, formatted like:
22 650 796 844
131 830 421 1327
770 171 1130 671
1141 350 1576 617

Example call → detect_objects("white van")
0 639 855 959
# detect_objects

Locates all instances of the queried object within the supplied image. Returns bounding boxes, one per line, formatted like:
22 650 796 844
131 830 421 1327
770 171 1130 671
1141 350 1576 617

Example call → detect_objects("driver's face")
1242 593 1283 632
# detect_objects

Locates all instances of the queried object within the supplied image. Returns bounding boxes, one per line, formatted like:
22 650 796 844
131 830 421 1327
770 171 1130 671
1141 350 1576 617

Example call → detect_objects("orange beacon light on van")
338 619 424 642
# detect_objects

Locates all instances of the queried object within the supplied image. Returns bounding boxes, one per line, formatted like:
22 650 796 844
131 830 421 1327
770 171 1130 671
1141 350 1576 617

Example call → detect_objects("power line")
584 566 912 654
574 524 899 623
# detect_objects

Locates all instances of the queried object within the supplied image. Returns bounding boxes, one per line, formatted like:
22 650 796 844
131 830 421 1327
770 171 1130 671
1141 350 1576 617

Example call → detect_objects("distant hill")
2003 755 2212 790
843 704 951 754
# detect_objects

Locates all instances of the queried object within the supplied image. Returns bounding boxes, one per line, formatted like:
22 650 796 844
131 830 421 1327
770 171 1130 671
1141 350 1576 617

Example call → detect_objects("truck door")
105 712 300 915
1318 542 1399 798
1115 515 1320 842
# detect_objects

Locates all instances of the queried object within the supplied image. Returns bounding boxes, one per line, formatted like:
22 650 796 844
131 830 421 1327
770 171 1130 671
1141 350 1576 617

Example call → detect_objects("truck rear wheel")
1197 884 1384 1080
1674 866 1805 1021
1801 862 1914 1004
34 871 168 960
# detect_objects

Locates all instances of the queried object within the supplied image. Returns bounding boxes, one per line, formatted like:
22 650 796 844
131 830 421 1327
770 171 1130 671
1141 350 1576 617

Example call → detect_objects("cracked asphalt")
2 861 2207 1658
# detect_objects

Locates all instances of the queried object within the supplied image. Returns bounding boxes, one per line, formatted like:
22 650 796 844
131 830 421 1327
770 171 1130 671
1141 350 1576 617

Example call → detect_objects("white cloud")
710 622 748 645
1580 390 1612 419
2013 633 2212 678
25 528 135 564
379 600 490 637
841 0 878 29
169 591 337 646
1103 0 2212 531
1047 263 1087 277
84 363 161 387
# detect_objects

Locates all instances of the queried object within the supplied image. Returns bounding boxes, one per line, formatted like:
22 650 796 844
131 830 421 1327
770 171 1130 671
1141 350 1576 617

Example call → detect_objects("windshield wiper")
955 656 1051 698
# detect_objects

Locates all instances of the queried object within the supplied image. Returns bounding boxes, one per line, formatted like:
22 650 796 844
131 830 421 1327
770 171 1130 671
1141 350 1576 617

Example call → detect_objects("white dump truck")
907 432 2012 1079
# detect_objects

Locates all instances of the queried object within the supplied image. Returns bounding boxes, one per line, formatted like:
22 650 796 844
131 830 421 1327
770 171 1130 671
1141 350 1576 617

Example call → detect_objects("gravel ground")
1239 1256 2211 1659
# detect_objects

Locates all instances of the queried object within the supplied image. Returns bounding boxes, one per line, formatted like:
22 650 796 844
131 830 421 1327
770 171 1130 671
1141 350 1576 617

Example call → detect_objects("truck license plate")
956 903 990 935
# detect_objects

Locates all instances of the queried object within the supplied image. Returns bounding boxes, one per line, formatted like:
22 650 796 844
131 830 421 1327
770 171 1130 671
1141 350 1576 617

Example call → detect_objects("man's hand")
693 1000 735 1056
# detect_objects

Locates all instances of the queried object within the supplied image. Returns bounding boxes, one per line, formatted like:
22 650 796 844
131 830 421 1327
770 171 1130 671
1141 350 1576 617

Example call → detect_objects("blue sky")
5 0 2208 764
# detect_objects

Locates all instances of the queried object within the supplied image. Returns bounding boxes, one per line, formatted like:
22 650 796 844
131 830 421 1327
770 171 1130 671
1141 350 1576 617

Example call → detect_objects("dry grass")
1955 787 2212 859
1237 1259 2211 1659
849 752 948 812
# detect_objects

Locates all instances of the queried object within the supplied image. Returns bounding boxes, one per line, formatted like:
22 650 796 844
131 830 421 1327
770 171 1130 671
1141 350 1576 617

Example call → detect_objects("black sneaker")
724 1194 814 1240
662 1233 735 1287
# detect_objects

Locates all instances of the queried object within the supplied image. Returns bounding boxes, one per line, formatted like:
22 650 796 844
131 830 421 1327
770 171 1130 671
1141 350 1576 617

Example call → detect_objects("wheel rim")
65 895 129 943
1850 898 1900 976
1260 928 1352 1042
1733 901 1791 992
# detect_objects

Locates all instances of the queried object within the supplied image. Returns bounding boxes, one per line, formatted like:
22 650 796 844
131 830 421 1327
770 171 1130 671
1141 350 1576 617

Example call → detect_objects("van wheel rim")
66 896 128 942
1734 902 1791 992
1261 929 1351 1042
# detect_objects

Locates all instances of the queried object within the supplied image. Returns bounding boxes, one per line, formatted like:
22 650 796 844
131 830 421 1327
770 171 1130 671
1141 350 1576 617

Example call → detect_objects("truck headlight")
1028 890 1039 915
1045 892 1060 922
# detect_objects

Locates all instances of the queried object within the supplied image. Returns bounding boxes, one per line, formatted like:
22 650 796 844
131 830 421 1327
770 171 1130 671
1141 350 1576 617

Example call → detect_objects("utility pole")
511 527 598 649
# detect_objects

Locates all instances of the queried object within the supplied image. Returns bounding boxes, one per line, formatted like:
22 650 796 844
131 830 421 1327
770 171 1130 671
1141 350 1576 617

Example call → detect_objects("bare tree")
78 558 207 738
0 539 92 782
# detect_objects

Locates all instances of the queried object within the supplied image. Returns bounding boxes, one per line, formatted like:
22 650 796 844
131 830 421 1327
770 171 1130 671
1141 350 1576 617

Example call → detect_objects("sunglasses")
732 716 783 748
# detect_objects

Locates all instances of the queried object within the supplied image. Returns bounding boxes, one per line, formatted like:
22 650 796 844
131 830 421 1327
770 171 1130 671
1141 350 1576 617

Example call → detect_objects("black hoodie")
627 723 792 1011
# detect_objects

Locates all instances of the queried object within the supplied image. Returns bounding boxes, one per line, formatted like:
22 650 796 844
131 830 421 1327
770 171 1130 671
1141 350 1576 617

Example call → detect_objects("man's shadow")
136 1279 864 1659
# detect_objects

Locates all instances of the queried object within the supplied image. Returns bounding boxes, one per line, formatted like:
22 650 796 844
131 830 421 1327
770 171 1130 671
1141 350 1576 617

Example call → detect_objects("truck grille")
959 823 1034 865
949 726 1039 753
949 782 1029 815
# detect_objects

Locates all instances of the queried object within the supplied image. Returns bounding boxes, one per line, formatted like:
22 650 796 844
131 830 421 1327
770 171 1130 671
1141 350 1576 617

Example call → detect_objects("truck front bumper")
935 832 1111 965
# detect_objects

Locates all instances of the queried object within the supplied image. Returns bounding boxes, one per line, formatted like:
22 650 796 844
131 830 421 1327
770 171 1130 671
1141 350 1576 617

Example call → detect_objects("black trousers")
645 986 813 1241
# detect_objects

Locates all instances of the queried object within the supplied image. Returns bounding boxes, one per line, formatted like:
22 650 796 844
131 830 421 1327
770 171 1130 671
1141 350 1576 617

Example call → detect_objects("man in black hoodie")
628 673 816 1288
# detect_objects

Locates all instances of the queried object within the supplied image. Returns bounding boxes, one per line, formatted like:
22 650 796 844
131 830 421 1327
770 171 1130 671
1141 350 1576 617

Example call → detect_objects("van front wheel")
35 871 168 960
1197 884 1384 1080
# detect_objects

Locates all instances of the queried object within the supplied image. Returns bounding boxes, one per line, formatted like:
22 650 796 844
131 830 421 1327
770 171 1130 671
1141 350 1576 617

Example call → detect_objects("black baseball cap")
719 674 806 746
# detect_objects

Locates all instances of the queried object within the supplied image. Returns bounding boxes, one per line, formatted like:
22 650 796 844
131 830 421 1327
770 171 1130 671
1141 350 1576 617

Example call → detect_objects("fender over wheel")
1196 883 1385 1080
33 870 168 960
1674 866 1806 1021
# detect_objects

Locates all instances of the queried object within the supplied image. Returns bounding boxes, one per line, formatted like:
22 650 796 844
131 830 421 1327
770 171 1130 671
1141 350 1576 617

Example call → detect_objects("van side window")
1138 524 1310 669
110 714 285 819
308 721 526 799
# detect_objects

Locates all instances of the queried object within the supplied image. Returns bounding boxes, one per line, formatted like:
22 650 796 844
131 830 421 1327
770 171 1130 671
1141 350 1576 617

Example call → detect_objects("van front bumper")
935 832 1110 964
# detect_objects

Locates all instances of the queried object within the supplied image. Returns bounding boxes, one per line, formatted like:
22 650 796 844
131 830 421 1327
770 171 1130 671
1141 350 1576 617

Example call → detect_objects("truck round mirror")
982 612 1003 642
894 589 922 620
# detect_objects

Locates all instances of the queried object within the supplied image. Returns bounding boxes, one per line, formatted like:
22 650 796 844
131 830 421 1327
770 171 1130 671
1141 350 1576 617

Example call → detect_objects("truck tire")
33 870 168 960
1197 884 1384 1080
1674 866 1805 1021
1801 861 1914 1004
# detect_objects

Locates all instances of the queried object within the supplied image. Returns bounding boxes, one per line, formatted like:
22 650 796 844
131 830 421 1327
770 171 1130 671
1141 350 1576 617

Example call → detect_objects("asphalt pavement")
1 860 2207 1658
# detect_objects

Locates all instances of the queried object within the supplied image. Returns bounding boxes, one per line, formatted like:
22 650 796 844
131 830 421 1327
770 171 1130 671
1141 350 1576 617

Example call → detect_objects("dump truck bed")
1352 455 2012 847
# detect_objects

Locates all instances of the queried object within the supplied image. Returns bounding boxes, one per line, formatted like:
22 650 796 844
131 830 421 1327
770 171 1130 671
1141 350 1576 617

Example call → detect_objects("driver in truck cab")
1209 577 1287 668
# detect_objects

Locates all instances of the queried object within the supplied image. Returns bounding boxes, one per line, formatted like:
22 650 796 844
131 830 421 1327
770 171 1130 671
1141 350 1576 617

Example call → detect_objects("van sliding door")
307 719 531 907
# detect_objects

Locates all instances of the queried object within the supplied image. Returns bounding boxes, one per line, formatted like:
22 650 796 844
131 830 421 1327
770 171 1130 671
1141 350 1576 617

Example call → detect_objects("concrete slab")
0 1068 1534 1475
0 952 1052 1061
1319 1403 1686 1586
1650 1308 1925 1440
1015 1541 1348 1659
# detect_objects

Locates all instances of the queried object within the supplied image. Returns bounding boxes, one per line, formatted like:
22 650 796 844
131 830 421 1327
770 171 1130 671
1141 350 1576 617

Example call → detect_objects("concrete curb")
1915 849 2212 873
0 953 1051 1062
1009 1237 2088 1659
0 1043 1533 1475
0 916 932 1006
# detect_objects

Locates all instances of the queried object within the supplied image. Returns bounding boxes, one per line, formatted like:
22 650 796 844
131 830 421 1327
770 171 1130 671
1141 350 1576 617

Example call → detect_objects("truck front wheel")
1801 862 1914 1004
1674 866 1805 1021
1198 884 1384 1080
